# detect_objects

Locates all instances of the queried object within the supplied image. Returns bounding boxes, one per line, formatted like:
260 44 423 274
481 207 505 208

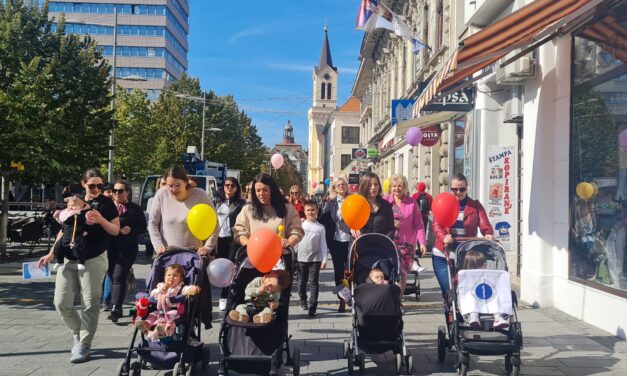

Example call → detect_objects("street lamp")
174 93 223 160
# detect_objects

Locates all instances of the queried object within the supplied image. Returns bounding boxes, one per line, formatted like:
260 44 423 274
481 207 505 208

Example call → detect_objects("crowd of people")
37 166 495 364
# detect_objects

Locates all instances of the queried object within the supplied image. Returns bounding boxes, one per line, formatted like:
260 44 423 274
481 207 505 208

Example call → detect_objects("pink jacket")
385 194 426 246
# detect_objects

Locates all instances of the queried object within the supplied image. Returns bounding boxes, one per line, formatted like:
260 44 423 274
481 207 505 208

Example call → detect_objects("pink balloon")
271 153 284 169
619 129 627 150
406 127 423 146
312 181 317 188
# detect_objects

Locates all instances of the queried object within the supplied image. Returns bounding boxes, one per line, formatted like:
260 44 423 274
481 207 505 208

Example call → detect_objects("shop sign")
422 87 475 112
487 145 517 252
420 125 441 147
391 99 416 126
378 138 395 152
348 174 360 185
352 147 368 160
367 147 379 158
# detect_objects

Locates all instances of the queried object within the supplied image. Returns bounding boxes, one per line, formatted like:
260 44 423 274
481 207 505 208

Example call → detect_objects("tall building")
48 0 189 99
271 121 308 185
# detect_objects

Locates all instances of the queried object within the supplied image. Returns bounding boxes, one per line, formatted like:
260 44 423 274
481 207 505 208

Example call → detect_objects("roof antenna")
324 19 328 33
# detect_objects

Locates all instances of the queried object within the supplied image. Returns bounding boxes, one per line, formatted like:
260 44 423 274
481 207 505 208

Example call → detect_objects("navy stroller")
343 233 412 375
117 248 209 376
217 246 300 376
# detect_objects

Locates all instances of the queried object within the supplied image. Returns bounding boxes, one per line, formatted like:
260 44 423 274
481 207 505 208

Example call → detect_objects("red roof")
338 97 361 112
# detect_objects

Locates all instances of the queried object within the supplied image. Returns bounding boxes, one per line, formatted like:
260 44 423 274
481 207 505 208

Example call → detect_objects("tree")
0 1 112 255
264 155 302 195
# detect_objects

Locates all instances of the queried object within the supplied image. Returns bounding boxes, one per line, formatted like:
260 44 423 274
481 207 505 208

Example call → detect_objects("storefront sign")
487 145 517 252
422 87 475 112
352 147 368 160
367 147 379 158
391 99 415 126
420 125 441 147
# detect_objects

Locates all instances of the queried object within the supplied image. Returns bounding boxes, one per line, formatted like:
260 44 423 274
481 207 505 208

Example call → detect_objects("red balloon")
247 228 282 273
432 192 460 228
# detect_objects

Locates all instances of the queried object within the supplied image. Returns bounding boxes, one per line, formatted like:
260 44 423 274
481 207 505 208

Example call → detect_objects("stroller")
117 248 209 376
343 233 413 375
217 246 300 376
437 239 523 376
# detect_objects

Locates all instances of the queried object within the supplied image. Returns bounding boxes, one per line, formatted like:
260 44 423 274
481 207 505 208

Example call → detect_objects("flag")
375 16 393 31
392 14 413 39
356 0 379 31
412 38 426 54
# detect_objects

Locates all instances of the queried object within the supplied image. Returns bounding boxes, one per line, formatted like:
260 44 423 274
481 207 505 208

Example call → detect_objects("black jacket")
360 196 395 238
320 197 351 244
214 197 246 238
111 201 147 254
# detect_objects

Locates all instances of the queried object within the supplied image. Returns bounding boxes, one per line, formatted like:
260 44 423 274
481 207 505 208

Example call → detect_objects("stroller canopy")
454 240 508 271
146 248 205 291
348 233 400 285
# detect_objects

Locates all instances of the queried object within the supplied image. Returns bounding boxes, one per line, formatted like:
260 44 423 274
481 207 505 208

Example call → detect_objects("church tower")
307 26 338 193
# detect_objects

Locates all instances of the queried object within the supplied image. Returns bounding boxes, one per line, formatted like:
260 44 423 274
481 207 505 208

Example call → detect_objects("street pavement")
1 246 626 375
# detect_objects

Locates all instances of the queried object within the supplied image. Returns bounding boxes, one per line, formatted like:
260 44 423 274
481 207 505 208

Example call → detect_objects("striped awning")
580 15 627 64
413 0 600 114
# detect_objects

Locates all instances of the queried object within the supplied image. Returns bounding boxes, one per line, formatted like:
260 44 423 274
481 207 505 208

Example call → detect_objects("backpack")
417 193 430 214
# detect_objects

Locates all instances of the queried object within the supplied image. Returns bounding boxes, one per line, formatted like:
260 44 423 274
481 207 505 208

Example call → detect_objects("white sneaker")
412 261 426 273
493 314 509 330
468 312 480 328
218 299 227 311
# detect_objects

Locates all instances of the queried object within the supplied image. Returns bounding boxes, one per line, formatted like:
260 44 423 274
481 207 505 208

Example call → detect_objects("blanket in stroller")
457 269 513 316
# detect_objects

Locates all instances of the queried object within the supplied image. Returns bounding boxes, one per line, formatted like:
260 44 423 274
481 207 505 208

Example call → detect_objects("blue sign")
391 99 416 126
475 283 493 300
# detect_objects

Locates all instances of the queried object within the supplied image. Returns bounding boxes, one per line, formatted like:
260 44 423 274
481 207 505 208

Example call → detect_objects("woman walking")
38 168 119 363
147 165 219 328
214 177 246 311
354 172 395 238
321 177 352 312
289 184 306 219
386 174 427 296
107 179 147 322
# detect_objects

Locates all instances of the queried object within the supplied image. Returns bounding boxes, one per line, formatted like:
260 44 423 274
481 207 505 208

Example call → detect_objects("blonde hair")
389 174 409 198
329 177 348 200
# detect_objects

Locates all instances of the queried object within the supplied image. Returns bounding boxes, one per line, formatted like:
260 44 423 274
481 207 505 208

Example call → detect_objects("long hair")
289 184 303 204
217 177 242 202
250 173 287 219
358 172 382 199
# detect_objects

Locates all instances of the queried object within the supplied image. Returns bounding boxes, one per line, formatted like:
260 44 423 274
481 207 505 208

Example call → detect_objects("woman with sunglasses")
289 185 306 219
147 165 220 328
107 180 147 322
432 173 495 298
38 168 120 363
213 177 246 311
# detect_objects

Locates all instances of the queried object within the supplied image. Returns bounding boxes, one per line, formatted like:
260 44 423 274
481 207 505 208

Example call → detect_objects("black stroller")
437 239 523 376
117 248 209 376
343 233 412 375
217 246 300 376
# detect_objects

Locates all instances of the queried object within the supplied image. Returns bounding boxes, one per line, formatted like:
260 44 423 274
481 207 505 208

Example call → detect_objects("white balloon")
207 258 236 288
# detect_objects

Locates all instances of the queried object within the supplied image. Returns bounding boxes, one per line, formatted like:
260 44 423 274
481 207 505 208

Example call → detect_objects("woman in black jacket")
353 172 395 238
108 179 147 322
214 177 246 311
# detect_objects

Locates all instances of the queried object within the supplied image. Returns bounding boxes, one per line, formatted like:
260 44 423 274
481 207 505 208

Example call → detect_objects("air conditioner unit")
503 95 523 123
496 55 535 85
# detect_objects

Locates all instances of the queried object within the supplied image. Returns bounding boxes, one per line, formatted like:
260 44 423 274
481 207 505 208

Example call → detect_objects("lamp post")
174 93 223 160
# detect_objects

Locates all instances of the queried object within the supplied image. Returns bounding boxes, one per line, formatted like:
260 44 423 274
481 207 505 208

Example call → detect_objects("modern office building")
48 0 189 99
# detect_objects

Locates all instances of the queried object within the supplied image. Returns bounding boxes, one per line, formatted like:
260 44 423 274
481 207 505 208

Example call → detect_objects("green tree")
263 155 302 195
0 1 112 255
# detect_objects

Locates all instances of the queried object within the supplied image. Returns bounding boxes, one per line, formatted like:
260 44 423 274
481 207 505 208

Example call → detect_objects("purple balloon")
619 129 627 150
406 127 423 146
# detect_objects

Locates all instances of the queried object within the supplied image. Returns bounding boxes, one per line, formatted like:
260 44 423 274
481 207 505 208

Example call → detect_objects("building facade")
48 0 189 99
328 97 362 179
272 121 308 186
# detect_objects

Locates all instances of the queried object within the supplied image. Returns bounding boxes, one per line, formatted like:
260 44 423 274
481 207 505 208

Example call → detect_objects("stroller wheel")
130 361 141 376
457 353 469 376
343 340 350 359
347 349 354 374
292 348 301 376
358 353 365 375
116 360 130 376
405 355 413 373
201 344 210 370
172 362 182 376
506 355 521 376
437 325 447 362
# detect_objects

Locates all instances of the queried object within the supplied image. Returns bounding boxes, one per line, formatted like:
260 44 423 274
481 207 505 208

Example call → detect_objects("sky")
187 0 365 149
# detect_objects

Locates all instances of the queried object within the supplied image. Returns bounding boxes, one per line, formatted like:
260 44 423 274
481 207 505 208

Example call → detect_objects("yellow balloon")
383 178 391 193
187 204 217 240
590 182 598 198
576 182 594 200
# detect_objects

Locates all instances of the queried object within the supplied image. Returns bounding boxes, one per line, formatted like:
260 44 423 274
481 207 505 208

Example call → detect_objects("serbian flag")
356 0 379 31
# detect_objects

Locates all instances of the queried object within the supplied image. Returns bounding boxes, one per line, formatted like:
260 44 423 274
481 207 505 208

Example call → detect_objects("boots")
108 306 123 323
338 299 346 313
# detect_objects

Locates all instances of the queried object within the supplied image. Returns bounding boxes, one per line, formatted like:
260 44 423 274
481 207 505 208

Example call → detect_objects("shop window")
341 154 351 170
422 4 430 64
570 33 627 294
435 0 443 51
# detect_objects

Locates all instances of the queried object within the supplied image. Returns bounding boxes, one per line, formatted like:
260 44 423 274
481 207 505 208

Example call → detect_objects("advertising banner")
487 145 517 252
420 125 441 147
352 147 368 161
391 99 415 126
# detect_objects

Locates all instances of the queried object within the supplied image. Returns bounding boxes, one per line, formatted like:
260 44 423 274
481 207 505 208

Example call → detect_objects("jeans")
102 274 111 303
432 255 456 298
328 240 350 287
298 262 321 308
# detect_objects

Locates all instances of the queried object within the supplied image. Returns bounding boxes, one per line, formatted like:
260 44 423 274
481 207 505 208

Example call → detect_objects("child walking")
295 200 328 317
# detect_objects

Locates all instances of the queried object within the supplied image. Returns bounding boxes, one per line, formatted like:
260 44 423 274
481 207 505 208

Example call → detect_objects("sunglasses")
112 189 126 194
87 184 103 190
451 187 467 193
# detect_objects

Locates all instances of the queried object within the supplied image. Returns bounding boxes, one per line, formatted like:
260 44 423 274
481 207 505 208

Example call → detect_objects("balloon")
576 182 595 200
432 192 460 228
324 178 331 186
383 178 390 193
619 129 627 150
207 258 236 288
312 181 317 188
247 228 282 273
591 182 598 197
187 204 217 240
406 127 423 146
271 153 284 169
341 194 370 230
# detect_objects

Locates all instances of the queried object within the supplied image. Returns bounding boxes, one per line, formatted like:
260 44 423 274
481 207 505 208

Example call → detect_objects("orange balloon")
341 194 370 230
247 228 282 273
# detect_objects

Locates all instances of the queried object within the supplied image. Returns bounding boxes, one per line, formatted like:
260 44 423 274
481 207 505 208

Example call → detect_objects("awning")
413 0 604 114
580 15 627 64
396 111 459 137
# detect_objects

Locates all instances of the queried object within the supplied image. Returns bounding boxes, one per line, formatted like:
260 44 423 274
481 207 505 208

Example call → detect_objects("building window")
341 154 352 170
569 33 627 294
422 4 430 64
341 126 360 144
435 0 443 51
327 82 332 99
321 82 326 100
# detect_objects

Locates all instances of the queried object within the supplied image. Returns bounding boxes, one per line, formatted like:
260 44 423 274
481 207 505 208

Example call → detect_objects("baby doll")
134 264 200 341
52 196 90 271
229 270 290 324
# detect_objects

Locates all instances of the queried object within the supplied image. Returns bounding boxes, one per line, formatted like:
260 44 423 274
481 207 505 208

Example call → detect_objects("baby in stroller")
461 250 509 329
135 264 201 341
228 269 290 324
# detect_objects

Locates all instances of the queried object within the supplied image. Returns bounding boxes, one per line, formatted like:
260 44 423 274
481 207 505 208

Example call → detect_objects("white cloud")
228 26 268 43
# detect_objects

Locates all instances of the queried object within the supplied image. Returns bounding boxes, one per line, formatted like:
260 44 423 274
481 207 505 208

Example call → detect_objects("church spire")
316 25 337 72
